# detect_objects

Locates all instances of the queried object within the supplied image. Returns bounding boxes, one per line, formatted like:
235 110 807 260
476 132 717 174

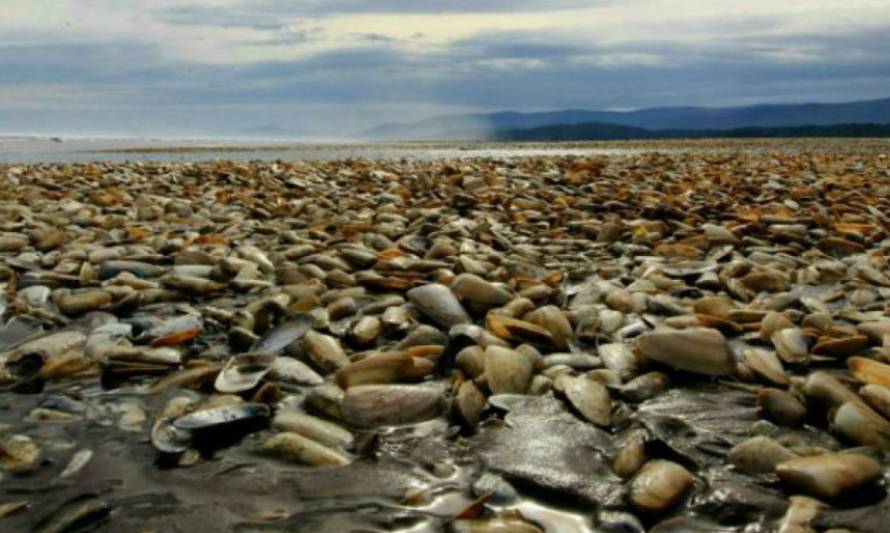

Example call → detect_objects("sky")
2 0 890 138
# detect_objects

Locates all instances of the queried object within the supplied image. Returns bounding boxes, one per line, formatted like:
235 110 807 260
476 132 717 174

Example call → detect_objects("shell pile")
2 149 890 531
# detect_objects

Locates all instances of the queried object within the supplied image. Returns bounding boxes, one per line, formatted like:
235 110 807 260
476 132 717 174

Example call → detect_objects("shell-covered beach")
2 142 890 531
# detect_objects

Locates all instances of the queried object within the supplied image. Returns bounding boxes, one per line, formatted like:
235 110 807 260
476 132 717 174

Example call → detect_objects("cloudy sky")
2 0 890 137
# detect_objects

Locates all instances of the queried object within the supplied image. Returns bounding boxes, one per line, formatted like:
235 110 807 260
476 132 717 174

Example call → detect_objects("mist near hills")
360 96 890 140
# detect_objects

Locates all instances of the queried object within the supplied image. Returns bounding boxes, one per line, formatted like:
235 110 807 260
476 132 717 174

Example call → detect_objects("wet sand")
2 137 890 164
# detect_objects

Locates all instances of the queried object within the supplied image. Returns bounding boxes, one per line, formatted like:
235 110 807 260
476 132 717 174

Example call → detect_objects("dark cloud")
239 27 325 46
351 33 400 43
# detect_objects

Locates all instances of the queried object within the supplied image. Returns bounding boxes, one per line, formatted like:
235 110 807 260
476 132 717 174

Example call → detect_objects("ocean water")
0 136 638 164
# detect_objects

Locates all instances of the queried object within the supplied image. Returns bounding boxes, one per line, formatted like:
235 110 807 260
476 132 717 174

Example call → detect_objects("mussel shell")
173 403 270 430
252 316 311 353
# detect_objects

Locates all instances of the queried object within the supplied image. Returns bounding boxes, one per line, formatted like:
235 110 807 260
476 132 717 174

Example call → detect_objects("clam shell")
350 315 382 345
486 314 555 347
484 345 533 395
692 296 734 319
628 460 693 516
559 375 612 427
741 348 787 385
812 335 869 357
849 356 890 389
56 290 113 317
621 371 670 402
771 328 809 364
406 283 471 328
635 327 734 376
729 436 796 474
612 429 647 478
268 357 324 386
804 371 859 409
831 401 890 450
336 351 414 389
340 384 445 429
264 432 351 467
524 305 573 350
759 311 794 342
450 273 513 306
0 435 40 471
757 387 807 427
300 330 350 374
215 352 276 393
858 320 890 344
776 453 881 500
456 345 486 378
272 410 353 448
859 383 890 418
99 260 166 280
455 380 487 428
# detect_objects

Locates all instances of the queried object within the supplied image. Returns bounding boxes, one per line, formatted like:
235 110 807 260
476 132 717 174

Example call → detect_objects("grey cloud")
171 0 610 18
239 27 326 46
160 5 290 31
3 13 890 136
352 33 400 43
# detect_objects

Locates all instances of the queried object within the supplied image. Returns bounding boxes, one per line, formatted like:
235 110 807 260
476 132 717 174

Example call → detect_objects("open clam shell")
215 352 276 393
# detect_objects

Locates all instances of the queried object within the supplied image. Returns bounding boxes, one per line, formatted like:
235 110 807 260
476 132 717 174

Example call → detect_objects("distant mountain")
492 122 651 141
490 121 890 141
239 125 306 139
361 97 890 140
